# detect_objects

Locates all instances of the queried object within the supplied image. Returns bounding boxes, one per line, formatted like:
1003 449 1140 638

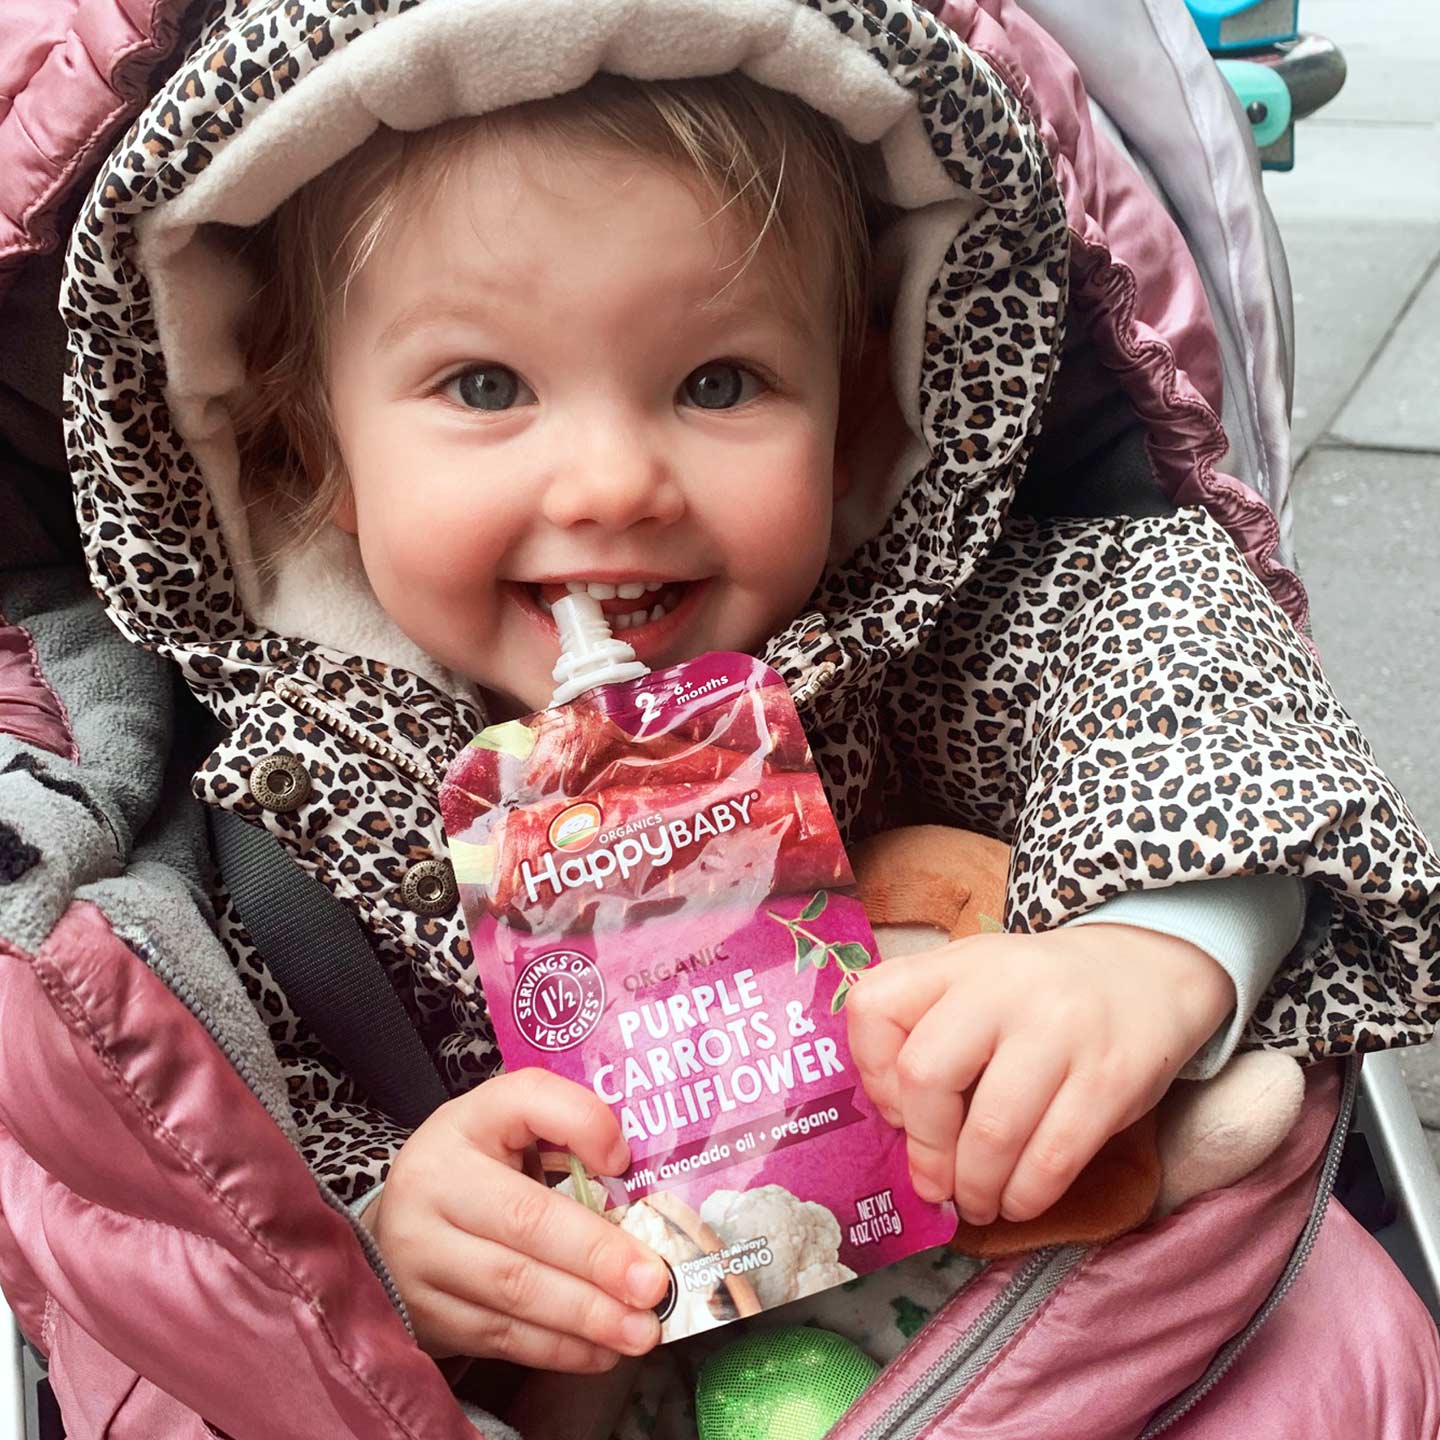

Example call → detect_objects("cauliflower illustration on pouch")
700 1184 856 1309
555 1169 854 1337
557 1173 753 1339
617 1200 735 1340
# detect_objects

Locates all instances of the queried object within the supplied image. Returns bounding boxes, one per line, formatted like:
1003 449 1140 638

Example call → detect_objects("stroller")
2 0 1437 1435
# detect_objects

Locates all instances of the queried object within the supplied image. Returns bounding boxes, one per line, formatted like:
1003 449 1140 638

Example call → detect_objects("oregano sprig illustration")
767 890 872 1012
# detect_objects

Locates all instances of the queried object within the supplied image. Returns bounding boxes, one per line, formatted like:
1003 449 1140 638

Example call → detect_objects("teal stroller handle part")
1186 0 1298 51
1210 29 1347 173
1216 58 1293 148
1187 1 1348 174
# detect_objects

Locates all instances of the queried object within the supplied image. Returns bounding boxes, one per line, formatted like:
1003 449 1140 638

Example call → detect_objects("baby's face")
327 130 844 717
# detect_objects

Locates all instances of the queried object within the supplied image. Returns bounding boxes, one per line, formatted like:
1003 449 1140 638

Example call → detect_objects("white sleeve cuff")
348 1181 385 1222
1068 875 1307 1080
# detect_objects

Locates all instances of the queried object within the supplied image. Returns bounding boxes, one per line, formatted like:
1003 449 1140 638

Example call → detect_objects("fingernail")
627 1260 667 1306
911 1174 946 1203
608 1141 631 1173
621 1310 659 1351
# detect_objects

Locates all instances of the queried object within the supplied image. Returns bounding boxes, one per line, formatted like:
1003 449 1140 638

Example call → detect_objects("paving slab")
1264 0 1440 226
1291 446 1440 843
1332 257 1440 450
1400 1046 1440 1131
1265 116 1440 228
1299 0 1440 127
1259 0 1440 455
1273 221 1440 455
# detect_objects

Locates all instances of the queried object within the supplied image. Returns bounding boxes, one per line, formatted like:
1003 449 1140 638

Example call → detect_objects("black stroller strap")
210 807 449 1131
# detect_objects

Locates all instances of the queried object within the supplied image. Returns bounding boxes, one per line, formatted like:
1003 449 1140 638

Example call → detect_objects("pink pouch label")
442 653 954 1340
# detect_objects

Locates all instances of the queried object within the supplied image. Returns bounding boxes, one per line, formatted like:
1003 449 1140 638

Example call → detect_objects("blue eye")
446 366 535 411
681 363 765 410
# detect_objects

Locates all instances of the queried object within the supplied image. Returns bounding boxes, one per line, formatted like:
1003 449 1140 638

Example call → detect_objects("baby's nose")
542 427 686 530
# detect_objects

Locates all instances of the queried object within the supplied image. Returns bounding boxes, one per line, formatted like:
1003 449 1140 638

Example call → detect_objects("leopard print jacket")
63 0 1440 1201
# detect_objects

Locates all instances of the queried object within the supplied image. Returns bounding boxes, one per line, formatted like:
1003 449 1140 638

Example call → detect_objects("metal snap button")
249 752 312 813
401 857 458 916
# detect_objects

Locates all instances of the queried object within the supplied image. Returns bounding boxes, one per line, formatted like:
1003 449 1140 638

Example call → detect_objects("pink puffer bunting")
0 0 186 293
0 901 486 1439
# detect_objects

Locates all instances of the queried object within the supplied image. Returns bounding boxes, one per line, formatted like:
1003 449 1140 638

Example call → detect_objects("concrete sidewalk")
1267 2 1440 1154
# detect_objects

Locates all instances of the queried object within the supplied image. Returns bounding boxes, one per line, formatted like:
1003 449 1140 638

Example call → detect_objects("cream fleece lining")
135 0 987 685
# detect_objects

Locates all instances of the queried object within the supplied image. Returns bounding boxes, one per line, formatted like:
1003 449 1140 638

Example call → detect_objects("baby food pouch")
441 597 955 1341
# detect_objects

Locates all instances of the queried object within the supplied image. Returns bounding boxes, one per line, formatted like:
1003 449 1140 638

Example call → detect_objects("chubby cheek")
349 487 508 663
722 435 836 634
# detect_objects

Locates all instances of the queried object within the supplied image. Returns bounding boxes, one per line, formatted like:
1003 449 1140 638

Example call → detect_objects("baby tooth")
650 604 666 622
565 580 588 594
624 610 648 627
616 582 646 600
644 581 663 593
586 582 618 600
614 612 632 630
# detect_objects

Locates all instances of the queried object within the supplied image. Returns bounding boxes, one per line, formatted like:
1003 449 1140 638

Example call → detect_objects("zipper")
143 941 416 1335
272 675 441 791
1137 1054 1361 1437
856 1245 1087 1440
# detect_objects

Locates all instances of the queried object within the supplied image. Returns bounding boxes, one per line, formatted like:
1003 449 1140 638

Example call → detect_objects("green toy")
695 1327 880 1440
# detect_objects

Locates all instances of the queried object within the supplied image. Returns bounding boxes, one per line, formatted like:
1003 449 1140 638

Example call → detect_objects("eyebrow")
373 269 821 352
374 296 500 352
702 278 811 328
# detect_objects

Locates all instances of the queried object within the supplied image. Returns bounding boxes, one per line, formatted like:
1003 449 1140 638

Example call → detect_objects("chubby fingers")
407 1282 623 1371
452 1068 632 1179
443 1077 671 1314
949 1040 1069 1225
888 993 995 1205
997 1075 1130 1224
439 1161 670 1312
847 953 960 1124
404 1220 663 1365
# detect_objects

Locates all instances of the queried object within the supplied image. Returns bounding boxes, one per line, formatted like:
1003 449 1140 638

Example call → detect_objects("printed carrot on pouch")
441 595 955 1342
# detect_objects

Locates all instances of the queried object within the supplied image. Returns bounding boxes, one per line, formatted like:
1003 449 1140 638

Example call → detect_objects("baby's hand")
360 1068 669 1370
846 925 1234 1227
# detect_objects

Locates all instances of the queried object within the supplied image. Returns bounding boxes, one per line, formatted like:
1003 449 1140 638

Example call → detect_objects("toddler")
232 72 1304 1381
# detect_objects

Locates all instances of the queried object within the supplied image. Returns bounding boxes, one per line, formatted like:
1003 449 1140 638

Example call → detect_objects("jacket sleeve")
881 506 1440 1062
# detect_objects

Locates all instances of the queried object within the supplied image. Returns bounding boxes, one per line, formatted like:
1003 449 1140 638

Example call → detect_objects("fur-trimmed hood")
66 0 1072 717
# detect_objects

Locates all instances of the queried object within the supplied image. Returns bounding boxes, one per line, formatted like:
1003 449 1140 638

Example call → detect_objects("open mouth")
535 579 690 631
515 578 707 657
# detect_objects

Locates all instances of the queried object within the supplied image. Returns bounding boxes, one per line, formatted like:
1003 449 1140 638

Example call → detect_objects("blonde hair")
235 73 875 550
